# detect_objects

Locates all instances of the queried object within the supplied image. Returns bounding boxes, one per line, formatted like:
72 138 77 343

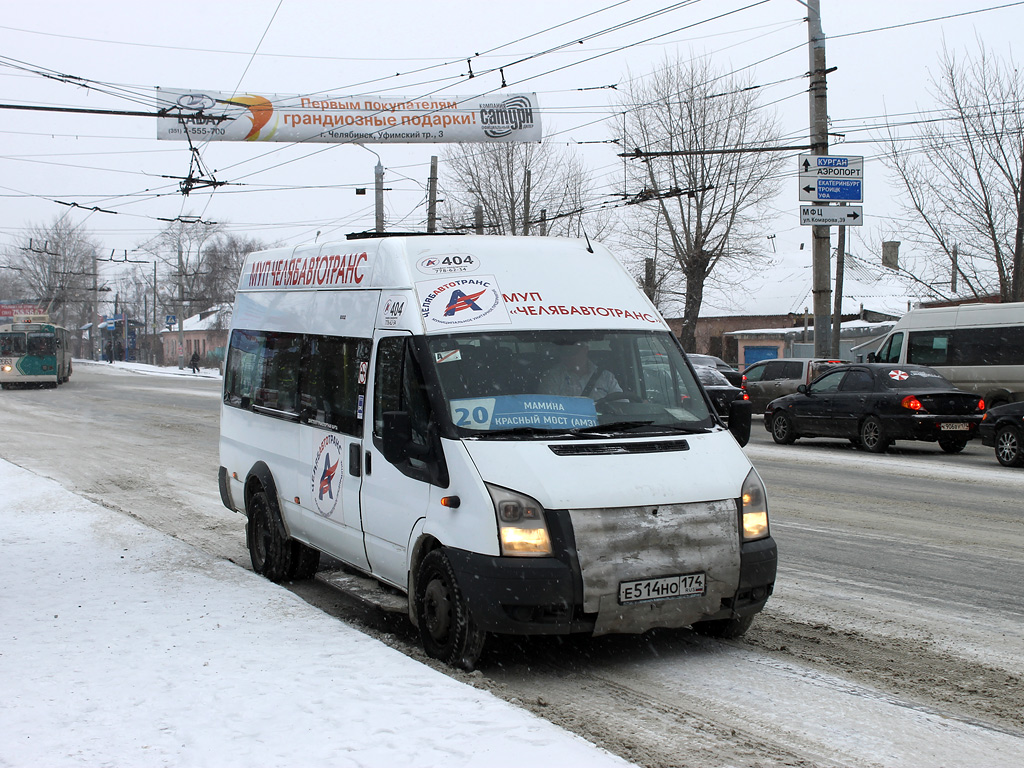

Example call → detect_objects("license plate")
940 422 969 431
619 572 705 604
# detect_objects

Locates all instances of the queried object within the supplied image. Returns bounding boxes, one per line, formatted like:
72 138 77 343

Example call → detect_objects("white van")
218 234 776 669
873 301 1024 407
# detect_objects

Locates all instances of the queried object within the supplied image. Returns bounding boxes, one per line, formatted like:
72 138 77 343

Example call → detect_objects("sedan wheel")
859 416 889 453
995 425 1024 467
938 436 968 454
770 412 796 444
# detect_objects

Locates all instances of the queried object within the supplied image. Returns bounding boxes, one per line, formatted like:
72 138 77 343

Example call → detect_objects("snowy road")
2 362 1022 767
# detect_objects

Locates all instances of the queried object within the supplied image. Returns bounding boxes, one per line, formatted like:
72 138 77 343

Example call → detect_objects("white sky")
0 0 1020 297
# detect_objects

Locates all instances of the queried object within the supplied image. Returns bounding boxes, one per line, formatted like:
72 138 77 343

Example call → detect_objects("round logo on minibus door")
311 433 344 518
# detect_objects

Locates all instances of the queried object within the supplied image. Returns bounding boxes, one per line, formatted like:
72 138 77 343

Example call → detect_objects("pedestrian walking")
190 351 201 374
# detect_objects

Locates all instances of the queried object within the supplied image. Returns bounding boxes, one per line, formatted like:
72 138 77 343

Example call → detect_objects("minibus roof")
235 235 668 334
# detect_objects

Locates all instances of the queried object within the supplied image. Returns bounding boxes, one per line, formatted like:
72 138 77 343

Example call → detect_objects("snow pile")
0 459 633 767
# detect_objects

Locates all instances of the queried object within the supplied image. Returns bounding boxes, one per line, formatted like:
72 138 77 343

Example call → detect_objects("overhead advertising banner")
155 87 541 144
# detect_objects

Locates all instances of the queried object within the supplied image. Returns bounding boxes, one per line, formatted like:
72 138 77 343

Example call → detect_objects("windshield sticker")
889 369 910 381
311 434 344 518
416 254 480 275
435 349 462 364
450 394 598 430
416 275 511 329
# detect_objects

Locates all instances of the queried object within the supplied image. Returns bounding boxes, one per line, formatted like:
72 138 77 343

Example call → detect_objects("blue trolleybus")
0 321 72 389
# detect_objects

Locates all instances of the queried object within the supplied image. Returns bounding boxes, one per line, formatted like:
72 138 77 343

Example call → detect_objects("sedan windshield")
424 329 714 437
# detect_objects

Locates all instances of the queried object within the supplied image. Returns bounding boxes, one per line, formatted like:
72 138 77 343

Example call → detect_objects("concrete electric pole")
807 0 832 357
374 161 385 233
426 155 438 234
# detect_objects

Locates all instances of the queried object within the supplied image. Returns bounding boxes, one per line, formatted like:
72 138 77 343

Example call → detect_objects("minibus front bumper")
444 532 777 637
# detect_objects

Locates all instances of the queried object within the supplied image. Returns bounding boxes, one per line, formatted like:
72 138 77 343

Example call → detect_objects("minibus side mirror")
728 398 751 447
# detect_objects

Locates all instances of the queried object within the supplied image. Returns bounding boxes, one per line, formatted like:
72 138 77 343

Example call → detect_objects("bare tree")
3 217 99 329
880 42 1024 302
617 54 785 350
438 141 609 238
202 233 271 308
139 220 225 319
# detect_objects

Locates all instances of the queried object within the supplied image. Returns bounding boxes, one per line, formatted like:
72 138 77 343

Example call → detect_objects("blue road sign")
815 178 862 201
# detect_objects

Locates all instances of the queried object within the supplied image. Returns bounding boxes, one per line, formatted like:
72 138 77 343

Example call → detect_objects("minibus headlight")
1 364 11 373
740 469 770 541
487 484 552 557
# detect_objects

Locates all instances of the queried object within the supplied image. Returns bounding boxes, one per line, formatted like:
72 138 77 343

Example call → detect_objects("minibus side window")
876 332 903 363
303 335 367 435
374 337 433 475
907 331 951 366
254 332 302 414
224 329 262 407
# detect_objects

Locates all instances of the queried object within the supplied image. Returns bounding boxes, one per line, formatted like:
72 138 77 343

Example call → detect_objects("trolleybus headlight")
1 364 10 372
486 484 552 557
740 469 770 541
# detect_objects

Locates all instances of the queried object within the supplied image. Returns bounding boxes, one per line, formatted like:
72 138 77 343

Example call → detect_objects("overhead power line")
0 102 227 121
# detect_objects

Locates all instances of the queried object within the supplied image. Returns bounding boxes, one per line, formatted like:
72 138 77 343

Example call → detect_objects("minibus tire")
415 549 486 671
288 542 321 580
246 491 293 582
691 614 755 639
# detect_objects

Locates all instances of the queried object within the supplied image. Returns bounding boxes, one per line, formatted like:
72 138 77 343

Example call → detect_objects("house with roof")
665 251 920 369
159 304 232 366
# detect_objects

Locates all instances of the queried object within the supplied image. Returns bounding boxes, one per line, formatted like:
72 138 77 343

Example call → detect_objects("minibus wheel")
288 542 321 580
415 549 486 671
246 491 293 582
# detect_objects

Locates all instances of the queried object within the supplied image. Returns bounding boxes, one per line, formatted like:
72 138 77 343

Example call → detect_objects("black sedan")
979 401 1024 467
763 363 985 453
689 354 742 387
693 364 748 419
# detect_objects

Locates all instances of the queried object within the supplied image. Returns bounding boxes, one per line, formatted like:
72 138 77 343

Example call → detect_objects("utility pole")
830 226 845 358
177 241 185 370
374 161 385 233
807 0 832 357
92 251 99 360
474 204 484 235
426 155 438 233
152 260 158 365
522 169 531 236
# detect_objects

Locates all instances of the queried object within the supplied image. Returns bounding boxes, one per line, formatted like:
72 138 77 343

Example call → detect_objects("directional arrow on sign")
799 205 864 226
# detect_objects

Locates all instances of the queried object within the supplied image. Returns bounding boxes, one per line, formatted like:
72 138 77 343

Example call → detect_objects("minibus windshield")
425 329 715 437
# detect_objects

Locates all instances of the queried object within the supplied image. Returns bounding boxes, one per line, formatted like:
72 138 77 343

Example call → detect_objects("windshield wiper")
472 426 574 439
570 421 712 437
569 420 655 435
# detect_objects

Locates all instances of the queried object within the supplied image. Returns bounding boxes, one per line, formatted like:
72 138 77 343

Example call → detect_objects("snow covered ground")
0 456 633 767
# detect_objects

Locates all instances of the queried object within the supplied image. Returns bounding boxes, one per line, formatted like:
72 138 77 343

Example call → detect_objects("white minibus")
873 301 1024 408
218 234 776 669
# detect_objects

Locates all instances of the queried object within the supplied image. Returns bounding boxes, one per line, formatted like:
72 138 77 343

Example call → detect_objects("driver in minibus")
540 341 621 400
